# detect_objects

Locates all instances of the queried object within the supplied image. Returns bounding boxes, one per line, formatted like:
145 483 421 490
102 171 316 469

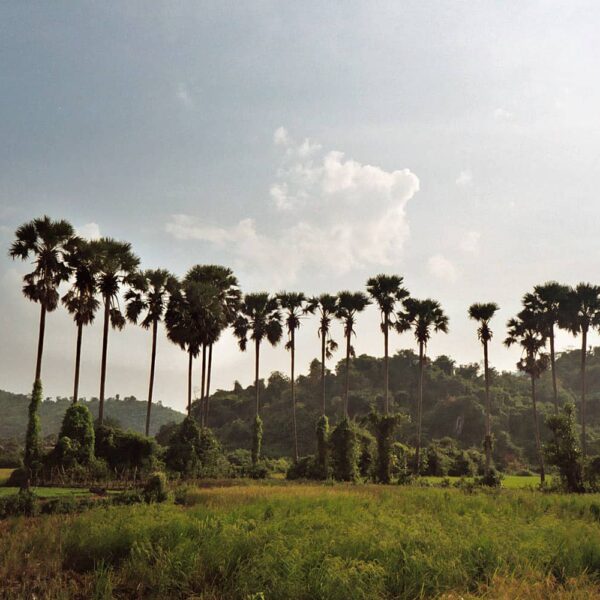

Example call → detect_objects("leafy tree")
89 238 140 423
62 238 99 404
55 403 95 466
126 269 178 435
366 275 410 414
336 291 371 417
9 216 75 382
278 291 307 462
397 298 449 473
545 403 584 493
468 302 499 476
505 309 549 484
305 294 339 415
561 283 600 458
330 418 358 482
523 282 571 414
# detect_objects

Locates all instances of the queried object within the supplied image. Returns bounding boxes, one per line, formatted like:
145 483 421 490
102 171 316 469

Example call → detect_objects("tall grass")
2 484 600 598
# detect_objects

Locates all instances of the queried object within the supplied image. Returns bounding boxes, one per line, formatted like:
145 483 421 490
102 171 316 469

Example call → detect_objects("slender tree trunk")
145 319 158 437
531 374 545 484
73 322 83 404
549 327 559 414
415 341 425 474
344 330 351 418
99 298 110 424
201 343 207 399
384 317 389 414
255 339 260 417
483 339 491 475
321 327 326 415
581 329 588 459
291 329 299 462
187 350 193 415
35 304 46 382
205 343 213 426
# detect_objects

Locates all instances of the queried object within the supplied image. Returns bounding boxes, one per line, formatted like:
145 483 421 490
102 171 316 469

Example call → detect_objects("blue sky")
2 2 600 411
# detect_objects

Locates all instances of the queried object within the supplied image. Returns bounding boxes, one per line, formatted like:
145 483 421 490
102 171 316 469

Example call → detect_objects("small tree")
56 403 95 465
330 418 358 482
545 403 584 493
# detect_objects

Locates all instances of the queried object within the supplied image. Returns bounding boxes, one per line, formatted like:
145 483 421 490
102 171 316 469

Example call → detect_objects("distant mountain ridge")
0 391 185 440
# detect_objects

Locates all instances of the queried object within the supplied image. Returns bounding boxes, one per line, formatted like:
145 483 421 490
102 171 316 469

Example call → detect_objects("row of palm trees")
8 217 599 475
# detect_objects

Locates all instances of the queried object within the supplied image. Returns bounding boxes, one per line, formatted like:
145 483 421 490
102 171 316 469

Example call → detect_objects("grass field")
0 468 14 486
422 474 548 489
2 482 600 599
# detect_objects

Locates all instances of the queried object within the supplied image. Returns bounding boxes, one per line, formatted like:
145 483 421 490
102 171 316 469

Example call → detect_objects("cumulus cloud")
428 254 457 283
166 129 420 284
77 222 101 240
455 170 472 187
460 231 481 253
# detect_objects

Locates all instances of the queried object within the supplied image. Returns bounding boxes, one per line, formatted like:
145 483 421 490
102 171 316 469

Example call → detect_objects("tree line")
8 215 600 489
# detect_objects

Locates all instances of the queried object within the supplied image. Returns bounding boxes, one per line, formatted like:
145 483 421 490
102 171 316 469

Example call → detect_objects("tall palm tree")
278 291 307 462
126 269 178 435
397 298 449 474
184 265 241 425
468 302 499 476
62 238 100 403
306 294 338 416
505 309 549 484
366 274 410 414
523 282 570 414
335 291 371 418
89 238 140 424
165 280 220 415
9 216 75 381
561 283 600 458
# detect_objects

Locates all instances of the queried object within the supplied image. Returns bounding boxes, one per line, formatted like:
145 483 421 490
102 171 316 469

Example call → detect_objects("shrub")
330 418 358 482
96 425 158 477
286 455 317 480
111 490 144 506
143 472 168 503
41 496 79 515
53 403 95 467
0 489 38 519
477 466 503 488
6 467 28 488
165 416 201 476
449 451 476 477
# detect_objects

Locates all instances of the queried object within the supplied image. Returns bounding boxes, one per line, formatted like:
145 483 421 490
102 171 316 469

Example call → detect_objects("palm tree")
335 291 371 418
306 294 338 416
62 238 100 403
397 298 449 474
505 309 549 484
523 282 570 414
468 302 499 476
366 274 410 414
126 269 178 435
184 265 241 425
9 216 75 381
233 293 282 417
561 283 600 458
278 291 307 462
89 238 140 424
165 280 220 415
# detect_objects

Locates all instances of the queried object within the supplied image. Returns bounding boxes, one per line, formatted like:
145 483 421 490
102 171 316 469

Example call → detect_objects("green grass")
1 483 600 599
0 468 15 486
0 486 94 498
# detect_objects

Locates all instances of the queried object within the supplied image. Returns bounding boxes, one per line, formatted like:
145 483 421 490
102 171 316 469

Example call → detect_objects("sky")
2 1 600 413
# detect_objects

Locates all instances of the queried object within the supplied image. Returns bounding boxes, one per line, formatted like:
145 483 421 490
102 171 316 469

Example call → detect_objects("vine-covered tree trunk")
344 332 351 418
73 321 83 404
384 317 390 414
581 328 588 458
415 341 425 474
98 298 110 424
291 329 299 462
24 379 43 489
483 339 491 475
531 375 545 484
255 339 261 417
320 328 326 415
145 319 158 437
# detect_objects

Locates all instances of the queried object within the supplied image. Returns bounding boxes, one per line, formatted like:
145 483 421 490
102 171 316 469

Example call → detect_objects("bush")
52 403 95 468
111 490 144 506
41 496 79 515
477 467 503 488
330 418 358 482
143 472 168 503
0 489 38 519
449 451 476 477
286 455 317 480
6 467 28 488
96 425 158 477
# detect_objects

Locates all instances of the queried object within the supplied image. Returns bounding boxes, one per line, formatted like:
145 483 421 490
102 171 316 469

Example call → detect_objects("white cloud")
493 107 514 121
77 222 101 240
166 129 420 285
176 83 194 108
455 170 472 187
460 231 481 253
428 254 457 283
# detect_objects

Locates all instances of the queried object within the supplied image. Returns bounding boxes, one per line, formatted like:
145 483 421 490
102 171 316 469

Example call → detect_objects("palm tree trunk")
483 339 491 475
201 343 207 400
344 330 351 418
549 327 559 414
255 339 260 417
145 319 158 437
384 317 389 414
205 343 213 426
187 350 193 415
415 341 424 474
35 304 46 382
531 374 545 484
73 322 83 404
581 329 588 459
291 329 299 462
99 298 110 424
321 327 326 415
